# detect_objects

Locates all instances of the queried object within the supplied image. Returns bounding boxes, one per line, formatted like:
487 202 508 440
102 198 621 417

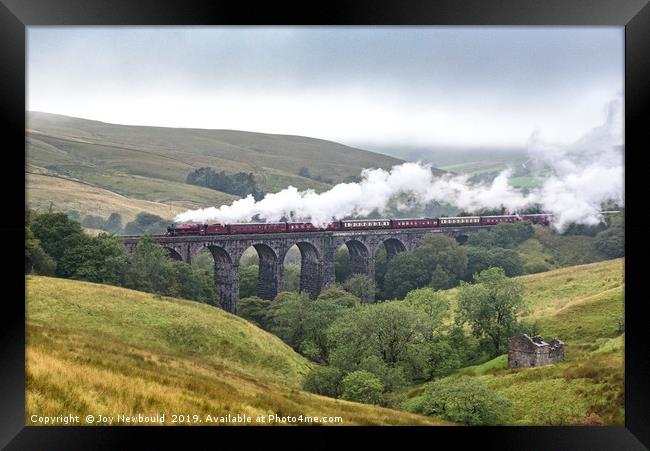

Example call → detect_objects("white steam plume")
175 95 623 231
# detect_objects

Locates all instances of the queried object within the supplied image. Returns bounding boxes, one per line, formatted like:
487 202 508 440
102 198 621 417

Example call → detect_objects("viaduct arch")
121 225 488 313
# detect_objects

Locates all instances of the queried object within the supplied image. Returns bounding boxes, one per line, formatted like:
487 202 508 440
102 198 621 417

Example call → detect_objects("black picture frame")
2 1 648 449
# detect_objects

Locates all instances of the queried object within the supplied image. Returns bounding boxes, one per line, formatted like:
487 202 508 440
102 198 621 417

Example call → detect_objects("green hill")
403 258 624 425
26 276 450 426
26 112 407 220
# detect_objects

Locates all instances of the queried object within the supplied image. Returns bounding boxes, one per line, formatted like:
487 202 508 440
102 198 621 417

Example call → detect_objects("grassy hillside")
26 276 449 426
27 112 406 221
27 111 403 197
27 173 194 222
404 258 624 425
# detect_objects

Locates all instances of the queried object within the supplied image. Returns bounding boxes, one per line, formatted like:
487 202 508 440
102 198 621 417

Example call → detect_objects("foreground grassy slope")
405 258 624 425
26 277 448 426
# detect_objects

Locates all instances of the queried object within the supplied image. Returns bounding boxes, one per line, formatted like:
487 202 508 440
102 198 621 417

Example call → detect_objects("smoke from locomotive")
175 96 623 231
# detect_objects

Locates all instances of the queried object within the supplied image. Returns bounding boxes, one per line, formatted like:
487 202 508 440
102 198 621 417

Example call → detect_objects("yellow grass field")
26 276 450 426
26 173 185 222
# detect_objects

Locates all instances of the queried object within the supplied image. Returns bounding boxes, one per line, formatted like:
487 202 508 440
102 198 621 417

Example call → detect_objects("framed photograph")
2 0 648 448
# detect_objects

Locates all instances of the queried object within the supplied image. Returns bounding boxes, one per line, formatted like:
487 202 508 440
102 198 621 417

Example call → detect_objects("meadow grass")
26 276 450 426
405 258 624 425
26 173 187 222
28 112 402 188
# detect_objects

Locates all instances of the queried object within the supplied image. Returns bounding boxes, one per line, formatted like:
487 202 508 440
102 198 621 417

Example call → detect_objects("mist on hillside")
176 95 623 231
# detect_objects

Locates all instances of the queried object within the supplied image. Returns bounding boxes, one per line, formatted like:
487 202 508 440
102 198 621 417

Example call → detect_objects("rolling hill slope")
27 112 403 188
26 276 450 426
26 111 407 221
402 258 625 425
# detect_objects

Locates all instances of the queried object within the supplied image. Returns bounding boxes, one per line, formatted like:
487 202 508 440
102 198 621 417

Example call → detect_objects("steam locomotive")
165 213 552 236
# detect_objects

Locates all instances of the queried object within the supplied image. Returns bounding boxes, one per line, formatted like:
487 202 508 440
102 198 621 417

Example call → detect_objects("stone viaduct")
121 226 488 313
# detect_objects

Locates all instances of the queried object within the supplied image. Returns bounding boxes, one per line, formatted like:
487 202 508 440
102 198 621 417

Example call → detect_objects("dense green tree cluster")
25 227 56 275
466 246 524 278
26 213 218 306
187 167 263 199
124 212 168 235
30 212 86 264
58 233 128 285
456 267 527 357
467 222 534 249
343 274 376 303
236 296 272 329
340 370 385 404
302 366 343 398
382 234 467 299
593 223 624 259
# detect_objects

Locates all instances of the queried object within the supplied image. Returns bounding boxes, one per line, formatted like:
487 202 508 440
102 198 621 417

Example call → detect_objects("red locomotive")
165 213 553 236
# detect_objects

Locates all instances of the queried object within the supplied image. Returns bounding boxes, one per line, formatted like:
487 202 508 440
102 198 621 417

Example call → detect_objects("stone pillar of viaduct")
121 226 485 314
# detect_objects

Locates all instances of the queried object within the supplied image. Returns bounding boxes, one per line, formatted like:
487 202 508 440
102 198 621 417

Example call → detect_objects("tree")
81 214 106 230
593 226 624 259
316 287 361 308
492 222 534 248
124 212 168 235
270 295 346 362
187 167 262 198
382 252 433 299
357 355 408 391
58 233 128 285
467 230 498 248
298 167 311 178
468 222 534 249
283 263 301 292
123 235 178 295
343 274 377 303
66 209 81 222
340 370 384 405
413 234 468 285
373 246 389 298
429 265 451 290
327 302 431 374
466 247 524 279
456 267 526 357
413 377 512 425
383 234 469 298
30 212 85 264
237 296 272 328
25 227 56 275
171 262 218 305
403 287 451 334
105 212 123 233
335 247 351 283
303 366 343 398
239 265 259 298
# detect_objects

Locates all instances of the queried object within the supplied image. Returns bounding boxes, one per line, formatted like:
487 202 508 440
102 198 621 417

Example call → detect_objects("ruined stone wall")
508 334 565 368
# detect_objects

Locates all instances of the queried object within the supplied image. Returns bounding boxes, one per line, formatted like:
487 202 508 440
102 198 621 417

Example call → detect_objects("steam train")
165 213 552 236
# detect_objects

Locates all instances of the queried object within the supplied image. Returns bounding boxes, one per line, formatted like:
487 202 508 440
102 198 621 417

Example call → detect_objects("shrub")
340 370 385 405
414 377 512 425
524 259 552 274
316 287 361 308
303 366 343 398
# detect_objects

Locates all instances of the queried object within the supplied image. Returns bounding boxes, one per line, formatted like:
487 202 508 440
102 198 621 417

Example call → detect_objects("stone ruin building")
508 334 565 369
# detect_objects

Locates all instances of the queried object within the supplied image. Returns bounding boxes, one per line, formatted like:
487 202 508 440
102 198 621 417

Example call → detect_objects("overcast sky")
27 26 623 150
